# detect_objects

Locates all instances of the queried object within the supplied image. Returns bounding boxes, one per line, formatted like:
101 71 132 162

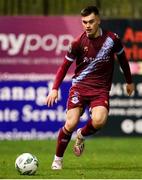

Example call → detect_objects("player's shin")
56 126 72 157
52 127 73 169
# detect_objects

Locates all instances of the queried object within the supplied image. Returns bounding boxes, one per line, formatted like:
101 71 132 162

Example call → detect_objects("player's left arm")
117 51 135 96
114 35 135 96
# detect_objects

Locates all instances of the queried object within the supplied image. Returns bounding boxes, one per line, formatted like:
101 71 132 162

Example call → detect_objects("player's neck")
95 28 102 38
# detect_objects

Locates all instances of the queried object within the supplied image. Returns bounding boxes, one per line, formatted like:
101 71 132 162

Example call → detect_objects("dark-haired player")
46 5 135 169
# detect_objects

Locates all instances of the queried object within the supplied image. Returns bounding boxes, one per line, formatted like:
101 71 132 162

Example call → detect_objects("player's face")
81 13 100 38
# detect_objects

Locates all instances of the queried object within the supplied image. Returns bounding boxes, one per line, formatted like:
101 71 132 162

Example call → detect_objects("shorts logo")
71 96 79 104
71 91 79 104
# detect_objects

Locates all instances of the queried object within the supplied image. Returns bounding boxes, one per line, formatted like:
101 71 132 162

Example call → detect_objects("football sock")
81 119 99 137
54 155 63 161
56 127 72 157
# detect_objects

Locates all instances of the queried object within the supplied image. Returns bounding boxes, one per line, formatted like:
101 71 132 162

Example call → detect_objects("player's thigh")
91 106 108 127
65 107 83 131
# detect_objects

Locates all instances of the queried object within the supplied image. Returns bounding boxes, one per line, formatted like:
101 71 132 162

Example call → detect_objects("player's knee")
92 116 107 129
65 111 80 132
64 120 77 132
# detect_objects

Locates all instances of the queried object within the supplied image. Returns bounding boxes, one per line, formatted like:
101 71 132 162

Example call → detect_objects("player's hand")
126 83 135 96
46 89 58 107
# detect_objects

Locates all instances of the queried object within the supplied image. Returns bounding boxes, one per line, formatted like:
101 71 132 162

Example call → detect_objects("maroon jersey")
52 29 132 92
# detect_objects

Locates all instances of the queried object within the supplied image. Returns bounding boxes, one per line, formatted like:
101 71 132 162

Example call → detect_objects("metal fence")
0 0 142 18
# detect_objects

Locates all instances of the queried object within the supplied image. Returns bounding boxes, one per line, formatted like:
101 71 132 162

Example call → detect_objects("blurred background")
0 0 142 18
0 0 142 140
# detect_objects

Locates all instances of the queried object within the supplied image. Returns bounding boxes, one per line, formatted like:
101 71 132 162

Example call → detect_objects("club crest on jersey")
83 46 88 52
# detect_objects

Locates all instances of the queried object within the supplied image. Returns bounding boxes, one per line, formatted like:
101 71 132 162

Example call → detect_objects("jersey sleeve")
113 33 124 55
117 51 132 84
114 34 133 84
52 37 81 90
65 38 80 62
52 58 72 90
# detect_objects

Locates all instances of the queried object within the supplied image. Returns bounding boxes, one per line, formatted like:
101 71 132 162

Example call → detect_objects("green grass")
0 138 142 179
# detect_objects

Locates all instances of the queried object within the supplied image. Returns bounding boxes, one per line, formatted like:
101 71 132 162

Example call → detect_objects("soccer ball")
15 153 38 175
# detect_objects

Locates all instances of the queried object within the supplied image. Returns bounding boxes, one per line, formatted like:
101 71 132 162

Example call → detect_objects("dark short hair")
81 6 99 16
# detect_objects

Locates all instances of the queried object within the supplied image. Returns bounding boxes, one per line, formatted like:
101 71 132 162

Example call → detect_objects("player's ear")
97 16 101 25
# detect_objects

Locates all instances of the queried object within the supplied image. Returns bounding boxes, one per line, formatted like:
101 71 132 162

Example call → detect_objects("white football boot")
73 128 85 156
51 156 63 170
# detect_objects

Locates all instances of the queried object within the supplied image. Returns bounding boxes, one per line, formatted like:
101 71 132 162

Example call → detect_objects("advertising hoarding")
0 17 142 139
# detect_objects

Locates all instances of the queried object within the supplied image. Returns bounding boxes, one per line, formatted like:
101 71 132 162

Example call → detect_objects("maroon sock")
81 119 99 137
56 127 72 157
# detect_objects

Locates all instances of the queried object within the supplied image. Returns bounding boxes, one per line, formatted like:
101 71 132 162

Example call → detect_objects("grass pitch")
0 137 142 179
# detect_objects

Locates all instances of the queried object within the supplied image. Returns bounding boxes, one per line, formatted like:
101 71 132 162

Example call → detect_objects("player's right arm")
46 89 58 107
46 37 81 107
46 59 72 107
